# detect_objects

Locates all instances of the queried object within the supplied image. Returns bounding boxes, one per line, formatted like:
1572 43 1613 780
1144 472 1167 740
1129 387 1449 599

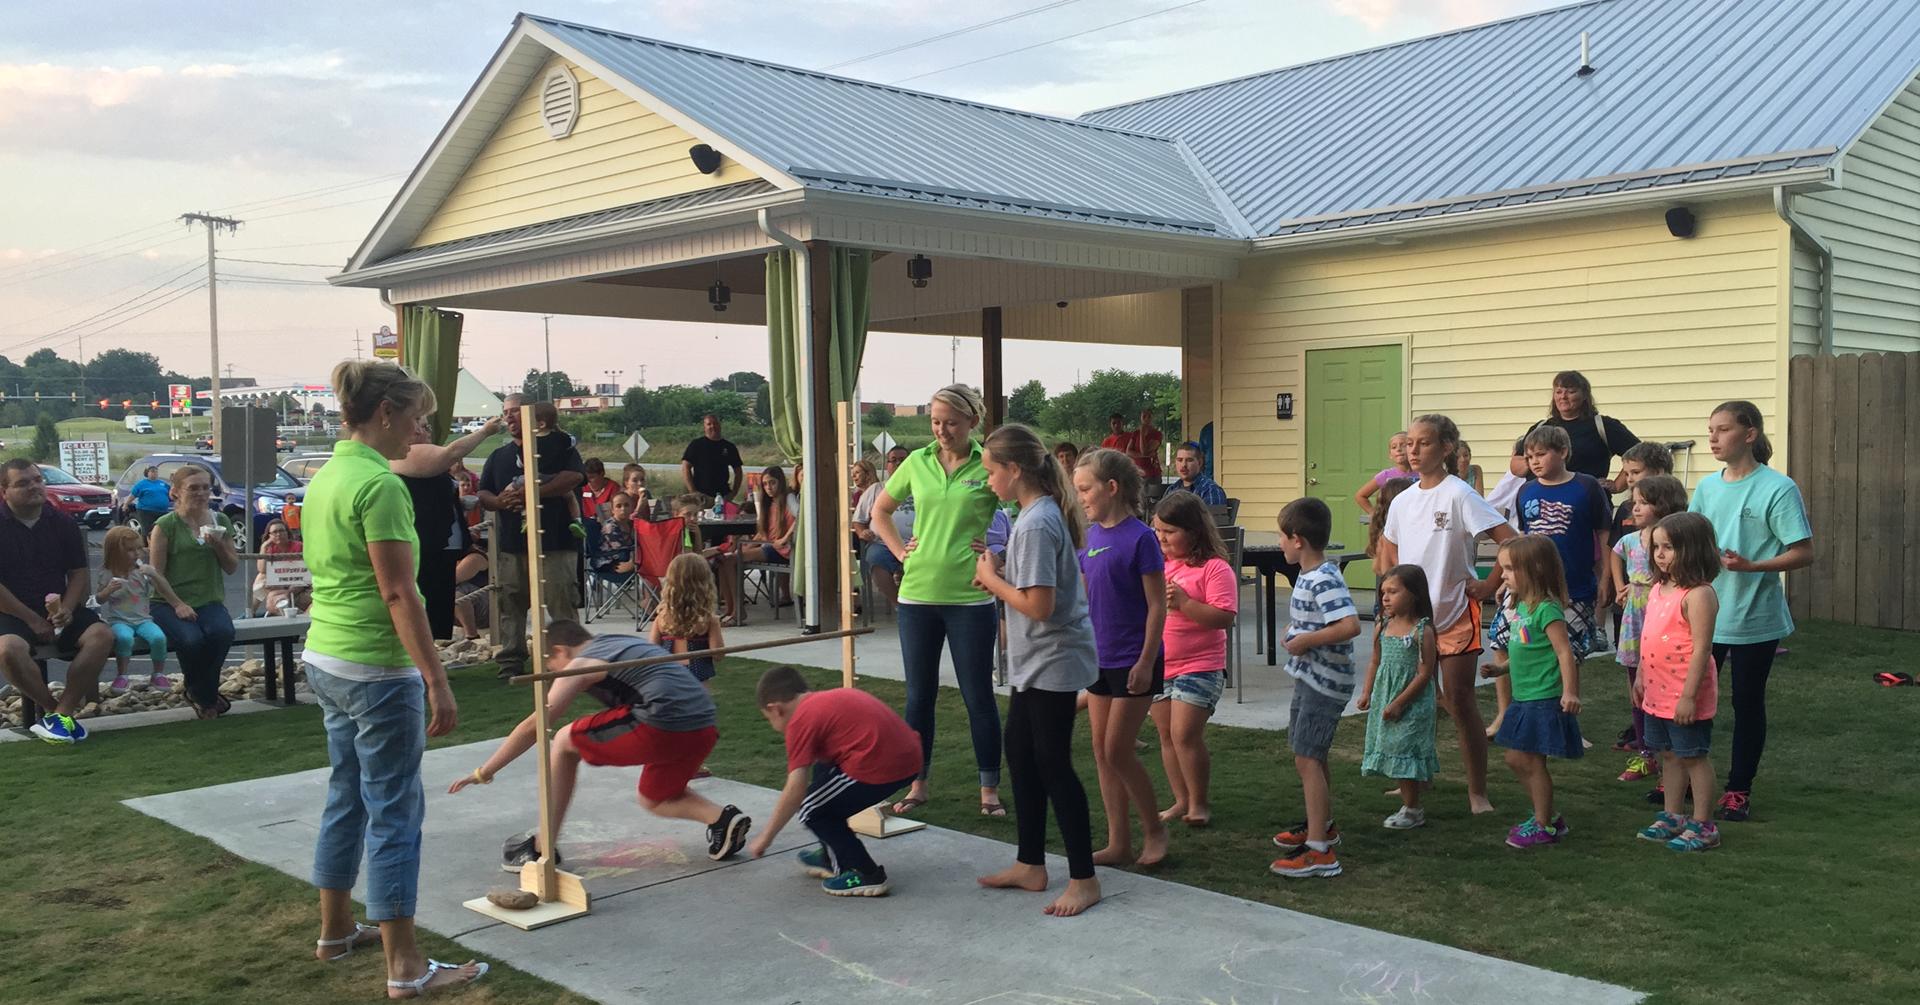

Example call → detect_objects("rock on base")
486 887 539 910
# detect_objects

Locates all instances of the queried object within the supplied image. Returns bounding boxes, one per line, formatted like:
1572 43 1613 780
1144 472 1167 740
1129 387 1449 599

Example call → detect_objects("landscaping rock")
486 887 539 910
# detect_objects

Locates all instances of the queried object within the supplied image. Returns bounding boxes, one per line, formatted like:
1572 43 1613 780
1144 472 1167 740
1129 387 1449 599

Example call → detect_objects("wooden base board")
461 895 590 931
849 803 927 838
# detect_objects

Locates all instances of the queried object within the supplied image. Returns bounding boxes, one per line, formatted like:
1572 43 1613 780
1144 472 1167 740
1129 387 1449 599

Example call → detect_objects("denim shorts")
1155 670 1224 711
1643 714 1712 758
865 540 903 574
1287 684 1346 760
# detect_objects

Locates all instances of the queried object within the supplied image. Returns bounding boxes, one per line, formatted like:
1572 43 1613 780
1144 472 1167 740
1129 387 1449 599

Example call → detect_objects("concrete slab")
126 741 1640 1005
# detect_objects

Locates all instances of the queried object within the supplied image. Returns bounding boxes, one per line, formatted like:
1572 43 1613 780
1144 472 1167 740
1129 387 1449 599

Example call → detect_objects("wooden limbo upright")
464 402 917 932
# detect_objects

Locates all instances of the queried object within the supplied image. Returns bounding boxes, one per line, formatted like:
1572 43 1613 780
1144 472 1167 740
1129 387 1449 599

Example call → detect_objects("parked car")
110 453 305 546
276 435 298 452
194 435 214 451
281 453 334 483
461 419 489 433
38 464 115 529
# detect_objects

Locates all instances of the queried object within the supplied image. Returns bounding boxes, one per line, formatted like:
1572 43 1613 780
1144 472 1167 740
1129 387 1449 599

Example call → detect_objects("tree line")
0 348 203 426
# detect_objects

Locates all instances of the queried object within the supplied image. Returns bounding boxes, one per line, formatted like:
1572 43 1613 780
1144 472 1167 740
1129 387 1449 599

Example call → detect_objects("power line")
0 219 178 279
0 264 205 356
889 0 1210 84
821 0 1090 70
216 172 404 216
1 257 211 333
0 281 208 359
217 257 339 268
246 194 392 223
0 232 192 291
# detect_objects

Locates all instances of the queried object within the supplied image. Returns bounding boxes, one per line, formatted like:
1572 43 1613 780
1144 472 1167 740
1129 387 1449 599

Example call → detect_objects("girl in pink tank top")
1634 513 1724 852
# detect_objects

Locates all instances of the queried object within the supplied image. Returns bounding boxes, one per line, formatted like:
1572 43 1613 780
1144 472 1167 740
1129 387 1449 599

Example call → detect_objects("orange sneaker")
1271 821 1341 852
1269 845 1342 878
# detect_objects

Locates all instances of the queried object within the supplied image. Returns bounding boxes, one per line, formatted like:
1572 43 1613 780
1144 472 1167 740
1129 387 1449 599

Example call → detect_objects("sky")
0 0 1554 402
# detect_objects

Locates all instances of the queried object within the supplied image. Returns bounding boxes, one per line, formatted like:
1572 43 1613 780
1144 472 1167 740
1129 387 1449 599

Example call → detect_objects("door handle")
1307 477 1319 486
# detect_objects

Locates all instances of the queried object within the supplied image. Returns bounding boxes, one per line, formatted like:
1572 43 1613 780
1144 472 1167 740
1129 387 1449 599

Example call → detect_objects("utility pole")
354 329 364 360
77 332 85 416
950 337 960 384
637 364 647 390
181 212 241 445
541 315 554 402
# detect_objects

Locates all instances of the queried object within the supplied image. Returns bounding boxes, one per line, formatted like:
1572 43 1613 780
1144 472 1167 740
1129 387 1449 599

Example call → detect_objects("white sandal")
387 959 489 998
315 922 381 962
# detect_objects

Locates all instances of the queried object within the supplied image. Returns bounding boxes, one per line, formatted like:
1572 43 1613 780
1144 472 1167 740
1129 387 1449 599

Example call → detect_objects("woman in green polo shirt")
147 464 238 718
302 360 484 998
871 384 1005 817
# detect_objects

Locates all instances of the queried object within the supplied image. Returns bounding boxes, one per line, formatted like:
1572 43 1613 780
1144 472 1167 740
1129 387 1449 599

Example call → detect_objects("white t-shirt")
1382 474 1506 628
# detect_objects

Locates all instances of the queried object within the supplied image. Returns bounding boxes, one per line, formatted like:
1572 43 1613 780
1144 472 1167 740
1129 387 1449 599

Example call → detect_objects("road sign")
219 406 279 489
623 431 650 460
871 431 897 455
168 383 193 416
57 441 110 483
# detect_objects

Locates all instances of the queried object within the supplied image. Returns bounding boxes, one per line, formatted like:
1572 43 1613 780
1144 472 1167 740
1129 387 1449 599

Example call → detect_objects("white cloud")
1328 0 1539 32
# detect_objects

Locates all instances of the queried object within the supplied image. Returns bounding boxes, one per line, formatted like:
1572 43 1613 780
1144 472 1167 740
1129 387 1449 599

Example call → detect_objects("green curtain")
764 246 872 603
400 305 463 443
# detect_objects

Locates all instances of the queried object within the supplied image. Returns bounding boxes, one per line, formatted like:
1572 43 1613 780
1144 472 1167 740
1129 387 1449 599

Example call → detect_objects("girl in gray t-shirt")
971 424 1103 918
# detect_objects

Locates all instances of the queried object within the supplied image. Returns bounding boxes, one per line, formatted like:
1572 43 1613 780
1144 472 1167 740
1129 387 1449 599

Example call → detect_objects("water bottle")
712 496 725 520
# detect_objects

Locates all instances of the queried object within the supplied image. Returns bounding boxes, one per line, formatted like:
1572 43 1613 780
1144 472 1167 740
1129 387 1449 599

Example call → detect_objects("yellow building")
335 1 1920 619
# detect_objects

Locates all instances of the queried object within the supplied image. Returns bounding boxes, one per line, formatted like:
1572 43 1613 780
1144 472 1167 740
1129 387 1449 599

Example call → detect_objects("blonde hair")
168 463 212 495
1075 446 1146 520
930 383 984 426
984 423 1086 548
102 525 143 574
1367 476 1416 558
1501 534 1570 608
656 552 718 637
331 360 435 430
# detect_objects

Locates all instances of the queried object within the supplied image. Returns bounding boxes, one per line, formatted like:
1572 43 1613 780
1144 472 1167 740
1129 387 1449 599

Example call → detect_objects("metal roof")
526 15 1238 238
1082 0 1920 238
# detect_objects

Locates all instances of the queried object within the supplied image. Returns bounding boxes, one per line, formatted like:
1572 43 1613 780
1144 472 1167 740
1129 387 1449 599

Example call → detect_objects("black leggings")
1712 640 1779 793
1005 686 1095 880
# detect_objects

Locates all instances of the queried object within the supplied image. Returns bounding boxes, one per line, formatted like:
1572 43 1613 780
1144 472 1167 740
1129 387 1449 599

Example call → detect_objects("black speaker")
1665 206 1697 238
689 144 722 174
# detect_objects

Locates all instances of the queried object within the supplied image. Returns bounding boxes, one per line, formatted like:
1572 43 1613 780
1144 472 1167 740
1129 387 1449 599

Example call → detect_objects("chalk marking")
777 931 930 996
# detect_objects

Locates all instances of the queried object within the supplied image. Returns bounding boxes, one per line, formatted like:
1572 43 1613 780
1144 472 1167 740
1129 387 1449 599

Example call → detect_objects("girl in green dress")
1358 565 1440 830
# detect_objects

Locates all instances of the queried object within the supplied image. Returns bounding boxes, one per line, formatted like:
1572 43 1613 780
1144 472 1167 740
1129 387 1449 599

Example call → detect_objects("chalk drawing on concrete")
778 931 933 997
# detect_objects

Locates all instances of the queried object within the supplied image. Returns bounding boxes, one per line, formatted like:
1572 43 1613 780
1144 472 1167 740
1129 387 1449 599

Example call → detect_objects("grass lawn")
3 618 1914 1004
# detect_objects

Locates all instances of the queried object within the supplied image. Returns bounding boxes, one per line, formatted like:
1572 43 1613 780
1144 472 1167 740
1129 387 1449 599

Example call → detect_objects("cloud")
1328 0 1537 31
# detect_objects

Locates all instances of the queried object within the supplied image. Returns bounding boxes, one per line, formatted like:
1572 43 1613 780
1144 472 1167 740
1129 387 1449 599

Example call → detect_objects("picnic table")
1239 541 1355 666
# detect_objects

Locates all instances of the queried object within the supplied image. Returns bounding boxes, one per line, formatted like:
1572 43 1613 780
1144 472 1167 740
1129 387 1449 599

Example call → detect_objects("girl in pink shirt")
1147 492 1239 828
1634 512 1723 852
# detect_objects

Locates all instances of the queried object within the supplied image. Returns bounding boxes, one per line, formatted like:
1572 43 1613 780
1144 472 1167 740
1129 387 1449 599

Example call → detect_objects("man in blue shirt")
1165 442 1227 507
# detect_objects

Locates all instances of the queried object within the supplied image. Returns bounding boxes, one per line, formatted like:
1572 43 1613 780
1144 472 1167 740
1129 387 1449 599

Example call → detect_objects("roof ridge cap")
521 11 1186 144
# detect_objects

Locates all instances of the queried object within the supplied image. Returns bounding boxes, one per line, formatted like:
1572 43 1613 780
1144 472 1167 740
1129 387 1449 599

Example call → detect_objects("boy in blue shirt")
1504 425 1611 662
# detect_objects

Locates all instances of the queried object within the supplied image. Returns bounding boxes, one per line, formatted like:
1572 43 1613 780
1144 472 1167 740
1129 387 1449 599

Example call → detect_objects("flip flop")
891 795 929 816
980 800 1008 817
1874 672 1913 687
387 959 488 998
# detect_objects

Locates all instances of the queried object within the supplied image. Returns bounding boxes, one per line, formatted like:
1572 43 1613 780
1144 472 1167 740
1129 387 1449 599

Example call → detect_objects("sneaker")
500 831 562 873
67 717 88 742
1269 845 1342 878
569 520 588 540
1611 725 1637 751
111 675 130 692
1667 820 1721 852
1271 820 1341 854
1637 811 1687 842
151 673 173 690
1505 816 1559 849
1644 784 1666 805
1716 790 1751 822
1548 814 1569 838
822 867 889 897
797 845 836 879
29 713 76 745
1617 753 1659 782
705 805 751 861
1382 807 1426 830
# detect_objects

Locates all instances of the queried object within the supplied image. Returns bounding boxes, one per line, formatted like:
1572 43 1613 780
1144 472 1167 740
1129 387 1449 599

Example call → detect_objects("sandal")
387 959 488 999
891 795 929 816
980 799 1007 817
316 922 381 962
1875 671 1914 687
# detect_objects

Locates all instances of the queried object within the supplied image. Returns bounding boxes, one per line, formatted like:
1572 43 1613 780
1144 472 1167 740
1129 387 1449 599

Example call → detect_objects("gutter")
757 208 822 631
1774 186 1835 355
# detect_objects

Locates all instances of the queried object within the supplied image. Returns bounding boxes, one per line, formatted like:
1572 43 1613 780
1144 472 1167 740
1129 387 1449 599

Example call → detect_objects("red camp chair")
586 516 686 629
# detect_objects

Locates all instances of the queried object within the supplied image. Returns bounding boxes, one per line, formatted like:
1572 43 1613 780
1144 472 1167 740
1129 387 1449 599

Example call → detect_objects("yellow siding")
411 56 760 248
1218 197 1790 526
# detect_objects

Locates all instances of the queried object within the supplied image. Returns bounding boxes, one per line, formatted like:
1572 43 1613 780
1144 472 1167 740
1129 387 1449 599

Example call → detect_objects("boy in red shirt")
746 665 922 897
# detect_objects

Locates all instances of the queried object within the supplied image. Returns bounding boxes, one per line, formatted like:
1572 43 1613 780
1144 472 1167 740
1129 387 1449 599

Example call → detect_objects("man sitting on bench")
0 458 113 743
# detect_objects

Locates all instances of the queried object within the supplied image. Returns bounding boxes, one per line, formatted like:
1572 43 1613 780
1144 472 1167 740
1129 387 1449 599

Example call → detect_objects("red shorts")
569 709 718 803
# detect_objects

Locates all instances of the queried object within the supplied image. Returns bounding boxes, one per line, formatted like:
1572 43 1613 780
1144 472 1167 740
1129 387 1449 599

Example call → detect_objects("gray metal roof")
527 15 1237 238
1082 0 1920 238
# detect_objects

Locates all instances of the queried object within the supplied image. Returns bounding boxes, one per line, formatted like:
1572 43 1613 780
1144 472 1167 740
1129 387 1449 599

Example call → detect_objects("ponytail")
985 423 1086 547
1712 400 1773 465
1076 447 1147 520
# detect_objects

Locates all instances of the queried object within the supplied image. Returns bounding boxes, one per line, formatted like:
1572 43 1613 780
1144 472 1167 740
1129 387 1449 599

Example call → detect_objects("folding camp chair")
585 518 642 625
628 516 690 630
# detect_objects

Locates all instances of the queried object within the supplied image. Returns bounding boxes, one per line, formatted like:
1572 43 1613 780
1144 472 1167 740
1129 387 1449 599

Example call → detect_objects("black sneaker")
1715 789 1752 822
501 831 562 873
1611 725 1638 751
1644 784 1665 805
707 805 752 861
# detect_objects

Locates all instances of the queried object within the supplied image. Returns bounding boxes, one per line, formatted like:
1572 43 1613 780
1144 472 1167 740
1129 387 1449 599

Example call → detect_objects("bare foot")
1044 877 1103 917
1469 793 1496 815
1157 802 1188 823
977 862 1048 892
1135 827 1170 867
1181 812 1211 828
1091 845 1131 866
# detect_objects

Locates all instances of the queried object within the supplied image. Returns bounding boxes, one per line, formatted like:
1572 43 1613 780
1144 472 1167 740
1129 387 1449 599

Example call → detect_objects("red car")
38 464 116 529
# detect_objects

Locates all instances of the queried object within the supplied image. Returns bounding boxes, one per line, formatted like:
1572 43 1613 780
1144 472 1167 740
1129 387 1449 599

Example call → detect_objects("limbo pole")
508 627 874 685
837 400 855 689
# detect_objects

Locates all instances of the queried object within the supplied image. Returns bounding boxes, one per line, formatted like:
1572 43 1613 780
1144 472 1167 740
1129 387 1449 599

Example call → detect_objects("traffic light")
121 399 132 408
99 398 110 409
150 400 161 409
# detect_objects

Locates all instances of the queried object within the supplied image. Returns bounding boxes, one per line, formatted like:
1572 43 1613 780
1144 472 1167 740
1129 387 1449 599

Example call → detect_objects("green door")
1305 345 1404 589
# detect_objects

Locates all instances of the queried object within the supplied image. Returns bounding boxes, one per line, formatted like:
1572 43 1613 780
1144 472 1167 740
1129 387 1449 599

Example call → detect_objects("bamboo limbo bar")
507 627 875 685
837 401 856 689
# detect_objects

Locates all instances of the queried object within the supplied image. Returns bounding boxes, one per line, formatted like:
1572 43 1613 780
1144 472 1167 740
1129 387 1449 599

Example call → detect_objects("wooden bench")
20 614 311 726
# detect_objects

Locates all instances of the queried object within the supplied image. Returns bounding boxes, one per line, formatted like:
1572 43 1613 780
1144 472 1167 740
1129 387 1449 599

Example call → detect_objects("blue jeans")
307 666 426 921
150 601 233 708
897 602 1001 787
110 620 169 666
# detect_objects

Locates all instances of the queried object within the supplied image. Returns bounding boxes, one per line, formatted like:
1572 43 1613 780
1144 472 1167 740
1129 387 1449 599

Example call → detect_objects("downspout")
1774 186 1835 354
757 208 822 631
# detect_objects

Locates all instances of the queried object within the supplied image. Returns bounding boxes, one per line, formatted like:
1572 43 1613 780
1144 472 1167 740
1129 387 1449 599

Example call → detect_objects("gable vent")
540 67 580 139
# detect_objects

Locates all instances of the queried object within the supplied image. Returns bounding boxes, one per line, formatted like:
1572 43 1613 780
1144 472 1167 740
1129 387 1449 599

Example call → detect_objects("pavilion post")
982 306 1004 430
803 241 840 628
836 401 855 688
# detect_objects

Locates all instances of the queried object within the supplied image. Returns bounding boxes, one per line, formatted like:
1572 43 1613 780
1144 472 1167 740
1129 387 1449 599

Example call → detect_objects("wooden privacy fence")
1787 351 1920 631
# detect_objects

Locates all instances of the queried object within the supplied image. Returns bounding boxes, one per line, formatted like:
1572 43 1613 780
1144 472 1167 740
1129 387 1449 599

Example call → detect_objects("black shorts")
0 605 104 660
1085 655 1165 698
